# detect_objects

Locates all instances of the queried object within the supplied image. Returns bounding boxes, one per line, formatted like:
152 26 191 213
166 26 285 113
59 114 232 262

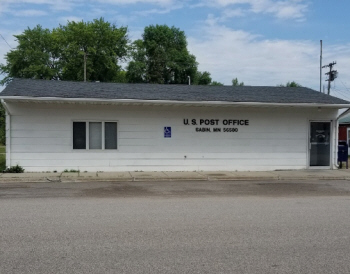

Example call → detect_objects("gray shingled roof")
1 78 349 105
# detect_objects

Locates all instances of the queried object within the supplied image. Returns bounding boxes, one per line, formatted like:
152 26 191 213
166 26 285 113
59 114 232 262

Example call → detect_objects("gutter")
0 96 349 109
1 99 11 168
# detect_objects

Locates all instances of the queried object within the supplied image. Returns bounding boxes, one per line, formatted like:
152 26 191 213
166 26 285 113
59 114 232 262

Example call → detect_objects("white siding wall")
6 102 338 172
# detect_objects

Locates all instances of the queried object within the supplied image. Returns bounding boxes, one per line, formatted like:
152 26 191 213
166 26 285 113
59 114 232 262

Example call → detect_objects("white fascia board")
1 99 11 114
1 96 350 109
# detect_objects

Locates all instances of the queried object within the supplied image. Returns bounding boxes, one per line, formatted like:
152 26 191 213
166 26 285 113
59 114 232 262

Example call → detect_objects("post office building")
1 78 349 172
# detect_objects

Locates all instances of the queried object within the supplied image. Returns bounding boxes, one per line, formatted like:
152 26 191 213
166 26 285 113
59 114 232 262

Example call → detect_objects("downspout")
334 108 350 169
1 100 11 168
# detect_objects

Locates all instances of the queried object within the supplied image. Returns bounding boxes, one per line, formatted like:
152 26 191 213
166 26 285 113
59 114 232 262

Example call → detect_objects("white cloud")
211 0 246 5
133 3 184 16
0 2 10 15
222 8 246 18
0 0 308 19
203 0 309 20
0 0 174 8
0 0 76 13
97 0 173 5
13 9 48 16
188 20 350 93
258 0 308 20
0 0 179 18
128 28 143 41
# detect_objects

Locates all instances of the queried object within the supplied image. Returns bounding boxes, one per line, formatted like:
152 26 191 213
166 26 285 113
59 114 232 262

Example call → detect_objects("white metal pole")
320 40 322 93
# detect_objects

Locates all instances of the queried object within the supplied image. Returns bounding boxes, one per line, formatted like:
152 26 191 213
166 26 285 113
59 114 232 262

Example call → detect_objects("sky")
1 0 350 100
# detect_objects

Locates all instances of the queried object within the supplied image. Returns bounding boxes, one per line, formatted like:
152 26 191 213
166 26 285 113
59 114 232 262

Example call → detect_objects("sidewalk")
1 169 350 183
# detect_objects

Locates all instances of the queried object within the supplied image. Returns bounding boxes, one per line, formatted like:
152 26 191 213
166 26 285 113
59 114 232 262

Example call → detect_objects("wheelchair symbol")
164 127 171 138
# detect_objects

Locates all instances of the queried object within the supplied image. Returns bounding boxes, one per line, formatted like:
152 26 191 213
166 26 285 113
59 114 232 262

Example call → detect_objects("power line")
334 87 350 97
0 33 13 49
332 88 350 101
331 81 350 99
331 90 348 100
340 80 350 93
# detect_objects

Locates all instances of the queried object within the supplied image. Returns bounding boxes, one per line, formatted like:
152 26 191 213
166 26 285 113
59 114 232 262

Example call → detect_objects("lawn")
0 145 5 171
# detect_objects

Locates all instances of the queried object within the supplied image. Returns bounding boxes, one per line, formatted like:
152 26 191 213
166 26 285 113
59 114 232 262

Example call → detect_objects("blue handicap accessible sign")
164 127 171 138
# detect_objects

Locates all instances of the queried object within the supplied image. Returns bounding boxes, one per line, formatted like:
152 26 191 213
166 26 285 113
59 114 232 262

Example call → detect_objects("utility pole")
322 61 337 95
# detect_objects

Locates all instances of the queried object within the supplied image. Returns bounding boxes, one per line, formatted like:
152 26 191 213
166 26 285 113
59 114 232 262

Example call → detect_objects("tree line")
0 18 302 145
0 18 231 86
0 18 302 88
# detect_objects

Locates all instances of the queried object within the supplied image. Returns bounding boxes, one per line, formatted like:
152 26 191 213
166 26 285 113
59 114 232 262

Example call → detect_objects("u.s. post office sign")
183 118 249 133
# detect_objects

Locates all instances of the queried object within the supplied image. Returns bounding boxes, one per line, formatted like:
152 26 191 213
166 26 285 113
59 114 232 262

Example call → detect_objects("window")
89 122 102 149
73 122 86 149
105 122 118 149
73 121 117 150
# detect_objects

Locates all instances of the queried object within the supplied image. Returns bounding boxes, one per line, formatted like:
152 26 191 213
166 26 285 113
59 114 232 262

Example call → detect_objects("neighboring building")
1 78 349 172
338 114 350 153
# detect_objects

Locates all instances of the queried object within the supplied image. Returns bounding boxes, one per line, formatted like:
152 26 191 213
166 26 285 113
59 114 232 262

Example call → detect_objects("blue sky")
1 0 350 99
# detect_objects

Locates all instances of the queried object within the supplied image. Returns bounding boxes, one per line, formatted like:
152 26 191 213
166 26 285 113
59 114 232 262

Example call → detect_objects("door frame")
308 120 332 169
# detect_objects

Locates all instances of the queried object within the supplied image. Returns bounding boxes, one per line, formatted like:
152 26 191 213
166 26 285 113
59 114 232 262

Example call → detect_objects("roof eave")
1 96 349 109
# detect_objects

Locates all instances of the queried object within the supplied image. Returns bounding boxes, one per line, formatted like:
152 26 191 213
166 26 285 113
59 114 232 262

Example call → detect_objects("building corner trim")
1 100 11 168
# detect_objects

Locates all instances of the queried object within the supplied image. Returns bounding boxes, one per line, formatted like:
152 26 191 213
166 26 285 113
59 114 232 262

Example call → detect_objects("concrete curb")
1 170 350 183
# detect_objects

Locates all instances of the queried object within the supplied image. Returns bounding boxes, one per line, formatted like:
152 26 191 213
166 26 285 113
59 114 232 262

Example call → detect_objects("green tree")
0 25 60 85
211 81 224 86
232 77 244 86
280 81 302 87
55 18 128 82
127 25 198 84
0 18 129 84
115 70 128 83
126 39 147 83
193 71 212 85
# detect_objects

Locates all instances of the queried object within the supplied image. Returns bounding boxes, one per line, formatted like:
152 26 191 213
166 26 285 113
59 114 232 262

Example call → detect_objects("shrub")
0 154 5 171
3 164 25 173
63 169 80 173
